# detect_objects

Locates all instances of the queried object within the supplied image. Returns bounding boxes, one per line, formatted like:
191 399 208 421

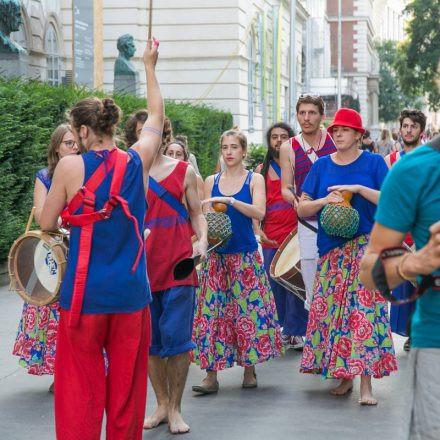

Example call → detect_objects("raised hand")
143 38 159 69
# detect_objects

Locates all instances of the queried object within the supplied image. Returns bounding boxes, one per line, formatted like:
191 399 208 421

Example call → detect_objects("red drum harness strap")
61 148 144 327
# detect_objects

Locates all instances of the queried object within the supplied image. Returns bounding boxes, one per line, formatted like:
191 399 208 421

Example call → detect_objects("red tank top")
262 170 298 249
145 161 198 291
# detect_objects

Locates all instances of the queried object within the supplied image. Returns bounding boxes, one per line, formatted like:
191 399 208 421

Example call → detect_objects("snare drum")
269 229 306 301
8 230 68 306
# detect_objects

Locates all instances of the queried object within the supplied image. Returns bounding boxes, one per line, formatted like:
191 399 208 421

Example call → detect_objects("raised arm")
132 39 164 171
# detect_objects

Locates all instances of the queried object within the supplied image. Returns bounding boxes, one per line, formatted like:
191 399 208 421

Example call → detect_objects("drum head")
273 233 301 278
9 232 66 305
34 240 60 293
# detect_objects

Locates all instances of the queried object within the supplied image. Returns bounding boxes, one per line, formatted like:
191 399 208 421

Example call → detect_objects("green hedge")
0 77 233 261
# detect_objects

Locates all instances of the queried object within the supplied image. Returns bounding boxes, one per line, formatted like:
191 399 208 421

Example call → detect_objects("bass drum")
269 228 306 301
8 230 68 306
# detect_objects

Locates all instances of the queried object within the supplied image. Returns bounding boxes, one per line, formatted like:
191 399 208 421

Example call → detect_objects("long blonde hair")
47 124 73 177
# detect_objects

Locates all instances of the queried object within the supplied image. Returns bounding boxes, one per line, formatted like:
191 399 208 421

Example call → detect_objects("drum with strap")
8 208 68 306
269 228 306 301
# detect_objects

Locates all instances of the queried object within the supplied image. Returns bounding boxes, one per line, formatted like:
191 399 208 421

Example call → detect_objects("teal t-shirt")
375 145 440 348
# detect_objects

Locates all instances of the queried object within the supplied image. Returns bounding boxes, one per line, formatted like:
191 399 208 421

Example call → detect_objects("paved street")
1 284 408 440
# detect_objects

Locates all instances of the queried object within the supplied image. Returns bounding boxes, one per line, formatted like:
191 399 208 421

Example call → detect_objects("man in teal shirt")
360 138 440 439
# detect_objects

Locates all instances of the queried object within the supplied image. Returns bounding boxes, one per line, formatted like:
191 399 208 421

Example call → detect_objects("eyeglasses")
63 140 77 148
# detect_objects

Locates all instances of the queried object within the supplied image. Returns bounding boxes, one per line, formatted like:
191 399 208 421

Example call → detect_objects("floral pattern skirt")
191 250 283 371
12 302 59 375
300 235 397 379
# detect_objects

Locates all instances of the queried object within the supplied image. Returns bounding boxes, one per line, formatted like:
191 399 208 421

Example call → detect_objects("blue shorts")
149 285 196 358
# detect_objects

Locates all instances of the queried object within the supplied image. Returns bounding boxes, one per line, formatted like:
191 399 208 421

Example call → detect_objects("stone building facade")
305 0 379 133
7 0 406 141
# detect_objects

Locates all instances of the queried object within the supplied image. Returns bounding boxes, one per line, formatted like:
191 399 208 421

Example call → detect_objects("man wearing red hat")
280 94 336 311
296 107 397 406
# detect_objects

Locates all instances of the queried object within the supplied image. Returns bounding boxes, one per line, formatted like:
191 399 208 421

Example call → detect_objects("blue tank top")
60 148 151 314
36 167 51 191
212 170 257 254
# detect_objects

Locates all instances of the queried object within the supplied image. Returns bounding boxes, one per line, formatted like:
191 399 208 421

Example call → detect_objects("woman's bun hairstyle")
70 97 121 138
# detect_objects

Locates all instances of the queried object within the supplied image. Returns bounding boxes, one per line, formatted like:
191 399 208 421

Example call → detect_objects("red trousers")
54 307 151 440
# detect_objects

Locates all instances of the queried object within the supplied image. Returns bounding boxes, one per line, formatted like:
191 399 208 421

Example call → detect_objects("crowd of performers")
10 39 440 439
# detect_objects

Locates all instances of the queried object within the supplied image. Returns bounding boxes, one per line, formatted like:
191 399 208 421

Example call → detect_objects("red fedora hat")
328 108 365 135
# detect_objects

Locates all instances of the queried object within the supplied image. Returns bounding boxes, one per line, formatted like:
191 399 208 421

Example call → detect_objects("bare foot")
359 376 377 406
143 405 168 429
330 378 353 396
168 409 190 435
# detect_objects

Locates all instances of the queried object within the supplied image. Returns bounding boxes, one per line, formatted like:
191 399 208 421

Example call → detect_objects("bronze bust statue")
0 0 26 53
114 34 139 95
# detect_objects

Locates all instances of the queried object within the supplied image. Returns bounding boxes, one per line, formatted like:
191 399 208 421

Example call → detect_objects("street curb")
0 262 9 287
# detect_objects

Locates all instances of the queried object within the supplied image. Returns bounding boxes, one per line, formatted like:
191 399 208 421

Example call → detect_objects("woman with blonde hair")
12 124 79 390
191 128 283 393
377 129 394 156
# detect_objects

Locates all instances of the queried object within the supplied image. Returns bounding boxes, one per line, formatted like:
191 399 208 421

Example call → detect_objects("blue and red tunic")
145 160 198 292
60 148 151 315
291 133 336 196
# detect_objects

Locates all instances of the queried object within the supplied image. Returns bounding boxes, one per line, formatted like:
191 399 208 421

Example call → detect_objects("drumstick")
25 207 36 233
148 0 153 40
289 188 318 234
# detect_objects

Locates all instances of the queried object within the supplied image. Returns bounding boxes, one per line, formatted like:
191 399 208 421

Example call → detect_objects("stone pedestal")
0 51 28 78
114 71 139 96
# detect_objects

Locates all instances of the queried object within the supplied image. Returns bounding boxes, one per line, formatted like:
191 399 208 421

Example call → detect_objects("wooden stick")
25 207 35 233
148 0 153 39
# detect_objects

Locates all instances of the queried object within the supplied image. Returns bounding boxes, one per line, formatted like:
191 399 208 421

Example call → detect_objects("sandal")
192 380 219 395
242 367 257 389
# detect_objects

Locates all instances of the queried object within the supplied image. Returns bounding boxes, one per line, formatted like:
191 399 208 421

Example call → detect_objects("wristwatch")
229 197 236 206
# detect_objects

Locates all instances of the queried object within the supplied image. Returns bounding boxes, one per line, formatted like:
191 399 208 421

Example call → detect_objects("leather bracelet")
372 246 407 302
396 252 417 283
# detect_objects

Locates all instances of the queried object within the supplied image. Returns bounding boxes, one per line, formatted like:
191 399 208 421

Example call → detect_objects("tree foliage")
377 40 421 122
0 77 232 261
395 0 440 110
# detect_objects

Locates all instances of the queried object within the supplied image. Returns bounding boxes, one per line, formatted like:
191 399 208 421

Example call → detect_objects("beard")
403 135 420 148
270 147 280 159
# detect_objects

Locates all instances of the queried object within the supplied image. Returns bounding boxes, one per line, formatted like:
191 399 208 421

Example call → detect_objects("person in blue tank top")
297 108 397 406
191 128 283 394
39 39 164 440
12 124 79 391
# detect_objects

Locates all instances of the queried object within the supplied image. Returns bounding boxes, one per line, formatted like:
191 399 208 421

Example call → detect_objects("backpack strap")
63 148 143 327
148 176 189 221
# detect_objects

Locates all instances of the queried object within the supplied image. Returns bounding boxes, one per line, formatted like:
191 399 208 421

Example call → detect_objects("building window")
45 24 60 86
